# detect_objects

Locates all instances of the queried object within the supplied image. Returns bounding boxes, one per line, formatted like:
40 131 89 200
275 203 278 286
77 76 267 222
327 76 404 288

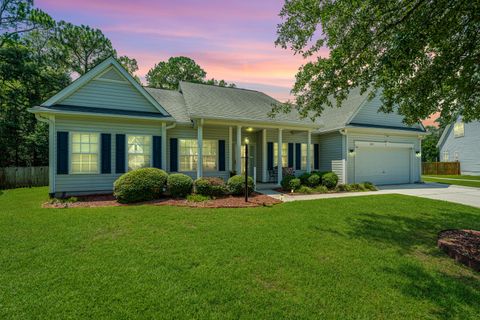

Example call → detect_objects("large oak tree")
275 0 480 124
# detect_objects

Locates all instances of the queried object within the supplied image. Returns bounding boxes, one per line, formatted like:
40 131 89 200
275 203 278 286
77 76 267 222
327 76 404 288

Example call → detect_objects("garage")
354 141 412 185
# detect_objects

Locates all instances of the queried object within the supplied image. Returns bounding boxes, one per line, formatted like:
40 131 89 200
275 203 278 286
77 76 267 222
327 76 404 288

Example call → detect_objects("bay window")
127 135 151 171
71 132 99 174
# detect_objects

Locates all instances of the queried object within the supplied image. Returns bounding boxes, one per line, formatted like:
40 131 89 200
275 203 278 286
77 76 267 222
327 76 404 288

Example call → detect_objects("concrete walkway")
262 183 480 208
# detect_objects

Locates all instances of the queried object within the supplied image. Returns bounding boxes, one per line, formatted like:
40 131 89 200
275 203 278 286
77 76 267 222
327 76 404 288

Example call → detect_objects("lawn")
1 188 480 319
423 175 480 188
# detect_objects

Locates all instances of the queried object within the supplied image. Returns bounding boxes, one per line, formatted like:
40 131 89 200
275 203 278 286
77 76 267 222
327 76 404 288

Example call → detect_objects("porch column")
228 126 233 172
262 129 267 182
197 120 203 178
236 125 242 174
161 122 167 170
277 128 283 184
306 130 312 173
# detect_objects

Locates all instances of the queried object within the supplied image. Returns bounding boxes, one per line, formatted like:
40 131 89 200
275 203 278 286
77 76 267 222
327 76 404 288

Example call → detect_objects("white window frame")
454 122 465 138
179 139 218 172
454 151 459 161
442 150 449 162
273 142 288 168
300 143 314 171
127 134 152 171
70 132 100 174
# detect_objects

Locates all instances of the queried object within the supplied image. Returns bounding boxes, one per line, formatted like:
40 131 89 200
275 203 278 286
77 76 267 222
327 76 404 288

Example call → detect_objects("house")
28 57 426 196
437 118 480 175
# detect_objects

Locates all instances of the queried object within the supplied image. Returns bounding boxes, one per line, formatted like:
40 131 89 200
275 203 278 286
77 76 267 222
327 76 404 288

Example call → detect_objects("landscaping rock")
437 229 480 272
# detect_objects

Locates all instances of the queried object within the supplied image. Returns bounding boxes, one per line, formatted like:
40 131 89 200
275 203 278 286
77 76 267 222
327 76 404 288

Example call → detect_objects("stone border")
437 229 480 272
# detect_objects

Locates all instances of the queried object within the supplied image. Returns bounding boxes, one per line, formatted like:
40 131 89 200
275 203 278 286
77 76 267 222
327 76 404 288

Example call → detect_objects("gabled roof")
144 87 191 124
437 123 452 148
41 57 171 116
178 81 320 127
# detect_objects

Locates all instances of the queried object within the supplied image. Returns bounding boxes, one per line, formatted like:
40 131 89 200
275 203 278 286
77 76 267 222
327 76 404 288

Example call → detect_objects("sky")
35 0 319 102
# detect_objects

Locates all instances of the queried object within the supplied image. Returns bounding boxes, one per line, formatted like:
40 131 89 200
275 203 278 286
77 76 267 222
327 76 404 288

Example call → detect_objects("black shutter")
314 143 320 170
57 131 68 174
295 143 301 170
101 133 111 174
153 136 162 169
170 138 178 172
267 142 274 170
115 134 126 173
218 140 226 171
288 143 294 168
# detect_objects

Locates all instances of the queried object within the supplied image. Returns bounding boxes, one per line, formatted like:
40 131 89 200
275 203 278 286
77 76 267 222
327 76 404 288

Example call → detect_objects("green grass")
1 187 480 319
423 175 480 188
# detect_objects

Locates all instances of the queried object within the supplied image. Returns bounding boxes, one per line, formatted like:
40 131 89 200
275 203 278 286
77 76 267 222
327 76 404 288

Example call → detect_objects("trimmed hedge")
321 172 339 189
307 174 321 187
281 174 296 191
194 177 227 197
168 173 193 198
227 175 254 195
113 168 168 203
289 178 301 191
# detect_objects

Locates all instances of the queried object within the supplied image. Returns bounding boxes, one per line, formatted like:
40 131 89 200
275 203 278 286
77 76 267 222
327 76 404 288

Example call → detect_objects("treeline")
0 0 234 168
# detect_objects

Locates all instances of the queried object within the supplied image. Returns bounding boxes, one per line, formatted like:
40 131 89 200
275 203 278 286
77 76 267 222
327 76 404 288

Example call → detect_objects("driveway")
262 183 480 208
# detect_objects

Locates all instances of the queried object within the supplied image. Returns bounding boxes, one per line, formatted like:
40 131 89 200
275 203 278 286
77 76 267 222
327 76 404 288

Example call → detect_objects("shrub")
297 186 313 194
336 184 352 192
313 185 329 193
194 177 227 197
186 194 211 202
307 174 321 187
299 172 312 185
281 174 296 191
289 178 301 191
227 175 254 195
363 181 378 191
351 183 367 191
167 173 193 198
322 172 339 189
114 168 168 203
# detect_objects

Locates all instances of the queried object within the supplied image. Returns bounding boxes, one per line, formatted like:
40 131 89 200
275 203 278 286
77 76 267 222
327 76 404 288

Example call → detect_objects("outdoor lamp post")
244 137 249 202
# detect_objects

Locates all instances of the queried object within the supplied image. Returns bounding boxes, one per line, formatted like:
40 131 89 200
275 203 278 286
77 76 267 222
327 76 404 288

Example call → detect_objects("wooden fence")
0 166 49 189
422 162 461 175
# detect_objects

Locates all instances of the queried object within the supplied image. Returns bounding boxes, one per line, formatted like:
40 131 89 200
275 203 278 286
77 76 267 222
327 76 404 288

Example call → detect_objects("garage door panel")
355 146 411 185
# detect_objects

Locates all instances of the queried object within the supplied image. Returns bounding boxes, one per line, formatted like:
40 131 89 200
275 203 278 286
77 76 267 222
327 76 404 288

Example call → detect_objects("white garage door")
355 145 411 185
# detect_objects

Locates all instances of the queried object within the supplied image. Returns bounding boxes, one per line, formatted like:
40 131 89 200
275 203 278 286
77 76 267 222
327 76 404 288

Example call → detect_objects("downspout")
35 114 56 196
339 129 348 184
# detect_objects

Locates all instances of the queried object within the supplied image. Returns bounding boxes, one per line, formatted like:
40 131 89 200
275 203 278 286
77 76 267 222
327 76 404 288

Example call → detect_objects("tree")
146 56 207 90
0 0 54 47
118 55 140 81
205 78 236 88
54 21 116 75
275 0 480 124
421 126 440 162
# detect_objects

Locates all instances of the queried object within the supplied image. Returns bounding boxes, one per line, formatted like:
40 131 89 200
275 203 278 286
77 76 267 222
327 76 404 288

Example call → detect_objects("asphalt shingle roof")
145 87 191 123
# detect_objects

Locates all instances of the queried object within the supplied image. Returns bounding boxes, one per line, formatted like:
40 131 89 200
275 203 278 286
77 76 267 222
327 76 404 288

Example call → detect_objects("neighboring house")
437 118 480 175
28 57 426 196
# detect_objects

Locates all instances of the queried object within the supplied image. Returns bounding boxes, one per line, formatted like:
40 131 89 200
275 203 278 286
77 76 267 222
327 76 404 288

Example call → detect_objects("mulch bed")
437 229 480 272
43 192 281 209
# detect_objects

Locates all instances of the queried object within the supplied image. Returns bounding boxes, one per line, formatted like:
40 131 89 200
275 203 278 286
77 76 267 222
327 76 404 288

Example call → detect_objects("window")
300 144 314 170
127 135 151 171
454 122 464 138
71 132 99 174
179 139 217 171
273 143 288 167
442 151 449 162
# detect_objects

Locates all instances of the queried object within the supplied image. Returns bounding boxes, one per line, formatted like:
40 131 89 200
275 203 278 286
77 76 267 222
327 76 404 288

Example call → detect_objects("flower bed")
44 192 281 209
438 229 480 271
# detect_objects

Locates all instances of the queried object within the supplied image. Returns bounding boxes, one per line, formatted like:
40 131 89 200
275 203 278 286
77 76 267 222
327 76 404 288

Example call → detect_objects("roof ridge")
179 80 264 94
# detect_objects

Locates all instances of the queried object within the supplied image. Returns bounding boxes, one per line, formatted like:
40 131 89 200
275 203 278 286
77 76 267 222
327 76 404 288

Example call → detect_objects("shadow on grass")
348 207 480 318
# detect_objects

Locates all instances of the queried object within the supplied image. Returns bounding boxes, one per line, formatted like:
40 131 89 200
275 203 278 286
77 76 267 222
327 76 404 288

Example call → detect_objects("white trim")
161 123 167 170
94 66 129 84
228 126 233 172
197 120 203 179
201 118 320 130
277 128 283 185
306 130 311 173
41 57 171 116
236 125 242 174
355 141 414 149
262 129 267 182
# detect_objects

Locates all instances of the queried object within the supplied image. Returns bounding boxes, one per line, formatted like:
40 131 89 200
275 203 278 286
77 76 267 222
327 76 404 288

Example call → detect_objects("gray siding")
351 95 422 130
60 79 161 113
318 132 344 172
345 132 421 183
439 120 480 175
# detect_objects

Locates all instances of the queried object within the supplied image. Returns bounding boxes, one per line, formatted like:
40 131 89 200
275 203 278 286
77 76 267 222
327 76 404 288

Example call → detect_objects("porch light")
244 137 249 145
349 148 356 156
415 151 422 158
246 127 254 132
